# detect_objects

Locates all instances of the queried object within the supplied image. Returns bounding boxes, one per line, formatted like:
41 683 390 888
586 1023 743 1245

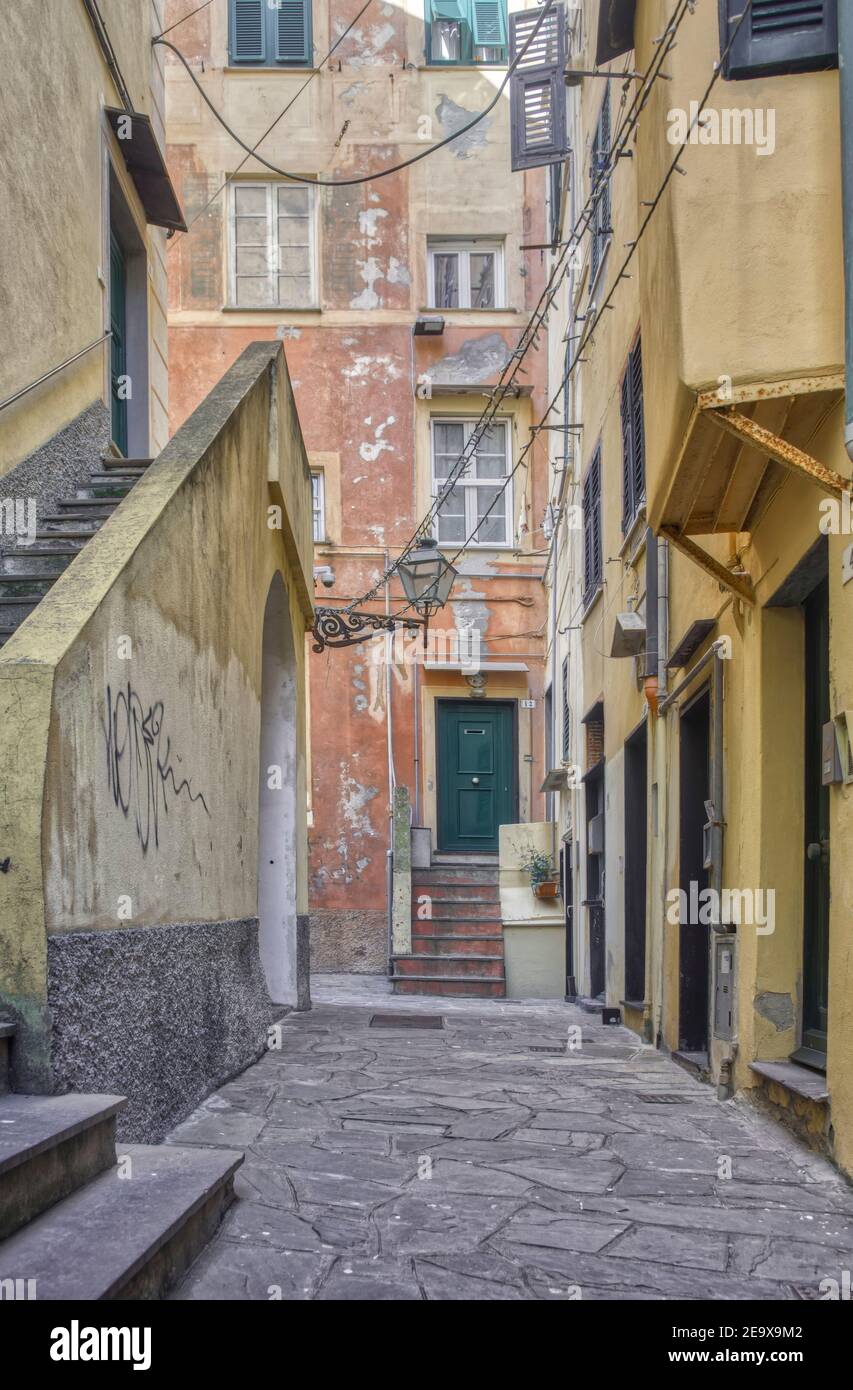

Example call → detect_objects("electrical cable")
388 0 755 622
154 0 215 41
343 0 699 614
171 0 377 238
155 1 555 190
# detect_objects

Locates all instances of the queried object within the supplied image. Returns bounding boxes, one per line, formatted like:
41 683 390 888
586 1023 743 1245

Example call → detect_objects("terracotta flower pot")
533 880 559 899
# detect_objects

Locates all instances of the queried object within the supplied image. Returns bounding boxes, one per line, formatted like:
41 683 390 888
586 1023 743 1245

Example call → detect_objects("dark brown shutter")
721 0 838 79
509 6 569 171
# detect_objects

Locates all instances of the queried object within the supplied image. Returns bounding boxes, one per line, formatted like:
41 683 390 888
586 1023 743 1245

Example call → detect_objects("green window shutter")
231 0 265 62
472 0 507 47
431 0 467 19
275 0 312 64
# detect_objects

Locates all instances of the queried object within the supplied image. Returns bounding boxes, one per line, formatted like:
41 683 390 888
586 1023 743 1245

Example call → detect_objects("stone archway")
257 571 298 1003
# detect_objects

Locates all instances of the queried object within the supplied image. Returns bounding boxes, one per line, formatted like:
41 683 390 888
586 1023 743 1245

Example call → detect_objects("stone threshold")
750 1060 829 1104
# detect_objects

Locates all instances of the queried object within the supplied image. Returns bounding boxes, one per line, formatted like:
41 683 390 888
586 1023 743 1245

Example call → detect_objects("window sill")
222 305 322 314
419 306 519 315
417 63 507 72
224 65 316 74
581 585 603 622
618 507 647 562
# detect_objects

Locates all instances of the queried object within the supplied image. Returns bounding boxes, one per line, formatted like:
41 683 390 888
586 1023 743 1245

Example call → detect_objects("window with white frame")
229 182 315 309
432 418 512 547
311 471 325 541
428 239 504 309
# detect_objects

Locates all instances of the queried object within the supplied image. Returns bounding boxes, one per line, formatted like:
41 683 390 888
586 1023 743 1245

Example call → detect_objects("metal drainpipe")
385 550 397 977
840 4 853 458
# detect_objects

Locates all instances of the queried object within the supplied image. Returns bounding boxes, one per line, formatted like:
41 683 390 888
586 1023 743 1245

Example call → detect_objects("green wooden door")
110 231 128 456
437 700 515 853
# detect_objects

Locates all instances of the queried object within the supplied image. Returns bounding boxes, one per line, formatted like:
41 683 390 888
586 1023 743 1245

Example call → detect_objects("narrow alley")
169 979 853 1302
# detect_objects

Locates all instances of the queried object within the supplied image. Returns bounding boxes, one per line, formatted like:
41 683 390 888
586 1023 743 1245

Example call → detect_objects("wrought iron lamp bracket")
312 607 424 652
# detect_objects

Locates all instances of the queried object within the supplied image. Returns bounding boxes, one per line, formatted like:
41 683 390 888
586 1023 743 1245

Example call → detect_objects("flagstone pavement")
168 974 853 1301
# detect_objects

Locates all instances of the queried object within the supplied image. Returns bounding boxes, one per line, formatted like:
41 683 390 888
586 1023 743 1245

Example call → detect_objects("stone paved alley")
169 978 853 1301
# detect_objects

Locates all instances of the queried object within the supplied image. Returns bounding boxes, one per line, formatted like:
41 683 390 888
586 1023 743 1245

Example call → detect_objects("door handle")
471 776 480 784
806 839 829 864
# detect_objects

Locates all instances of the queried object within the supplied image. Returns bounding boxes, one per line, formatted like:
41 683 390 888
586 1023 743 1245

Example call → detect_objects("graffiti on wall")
102 683 210 853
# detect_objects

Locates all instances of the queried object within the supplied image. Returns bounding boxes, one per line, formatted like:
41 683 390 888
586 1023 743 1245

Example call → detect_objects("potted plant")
517 847 559 899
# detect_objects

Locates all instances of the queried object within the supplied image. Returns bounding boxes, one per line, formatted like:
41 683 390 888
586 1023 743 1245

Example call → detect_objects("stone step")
73 483 134 500
0 575 55 597
56 498 120 513
2 548 77 576
41 514 104 533
33 528 99 544
409 934 504 956
0 1019 14 1094
393 954 505 979
392 976 506 999
86 471 146 486
412 897 501 919
412 868 499 887
412 916 502 937
0 1142 242 1299
100 455 153 470
0 1093 125 1241
23 535 87 553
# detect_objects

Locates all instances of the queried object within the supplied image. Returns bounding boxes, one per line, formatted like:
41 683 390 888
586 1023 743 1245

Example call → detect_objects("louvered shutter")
472 0 507 48
509 6 569 171
432 0 467 18
721 0 838 79
620 371 633 532
275 0 311 63
583 448 602 600
562 656 571 761
231 0 265 62
630 339 645 512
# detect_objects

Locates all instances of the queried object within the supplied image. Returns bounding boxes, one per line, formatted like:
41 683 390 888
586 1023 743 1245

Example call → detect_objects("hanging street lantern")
397 536 458 623
311 536 457 652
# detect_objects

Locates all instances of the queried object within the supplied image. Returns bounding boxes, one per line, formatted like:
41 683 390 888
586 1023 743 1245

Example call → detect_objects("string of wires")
388 0 756 624
155 1 556 191
166 0 377 238
337 0 698 617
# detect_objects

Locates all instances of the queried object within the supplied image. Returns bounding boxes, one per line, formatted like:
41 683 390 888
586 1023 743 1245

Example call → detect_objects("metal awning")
106 108 187 233
657 375 849 605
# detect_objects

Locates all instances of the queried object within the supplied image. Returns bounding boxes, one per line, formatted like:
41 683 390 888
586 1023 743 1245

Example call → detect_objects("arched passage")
257 571 298 1003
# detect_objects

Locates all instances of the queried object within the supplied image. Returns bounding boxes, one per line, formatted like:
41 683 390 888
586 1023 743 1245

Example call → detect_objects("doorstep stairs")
0 454 152 647
392 860 505 998
0 1019 241 1299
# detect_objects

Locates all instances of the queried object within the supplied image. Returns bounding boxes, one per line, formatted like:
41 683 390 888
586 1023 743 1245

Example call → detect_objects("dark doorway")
679 687 711 1052
109 230 128 455
624 720 647 1003
561 839 575 998
436 700 516 852
801 576 830 1064
584 767 605 998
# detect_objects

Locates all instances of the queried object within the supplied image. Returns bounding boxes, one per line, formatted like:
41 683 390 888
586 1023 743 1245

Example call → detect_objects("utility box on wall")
714 939 735 1040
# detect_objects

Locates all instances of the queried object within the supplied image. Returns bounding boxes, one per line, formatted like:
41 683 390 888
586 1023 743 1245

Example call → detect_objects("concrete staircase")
0 455 152 647
392 860 505 998
0 1022 241 1299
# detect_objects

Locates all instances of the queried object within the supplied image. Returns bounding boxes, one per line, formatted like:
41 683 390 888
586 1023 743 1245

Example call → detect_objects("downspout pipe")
840 4 853 458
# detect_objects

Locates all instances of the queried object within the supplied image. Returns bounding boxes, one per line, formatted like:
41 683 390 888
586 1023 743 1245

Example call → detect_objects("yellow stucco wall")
0 342 313 1081
546 0 853 1174
0 0 169 473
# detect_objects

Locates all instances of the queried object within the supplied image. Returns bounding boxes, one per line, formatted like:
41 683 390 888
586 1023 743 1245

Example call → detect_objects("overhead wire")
388 0 756 623
155 1 556 192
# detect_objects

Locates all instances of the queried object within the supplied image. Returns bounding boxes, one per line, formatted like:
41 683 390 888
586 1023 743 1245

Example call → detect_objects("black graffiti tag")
102 683 210 853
